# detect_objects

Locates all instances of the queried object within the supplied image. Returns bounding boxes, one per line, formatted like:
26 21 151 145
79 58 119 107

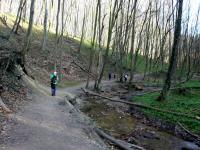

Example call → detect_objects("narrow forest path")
0 77 107 150
58 80 118 95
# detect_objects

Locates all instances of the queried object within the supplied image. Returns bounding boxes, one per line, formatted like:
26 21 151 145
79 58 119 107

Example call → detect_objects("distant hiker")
109 73 112 80
124 74 128 82
50 71 58 96
113 74 116 79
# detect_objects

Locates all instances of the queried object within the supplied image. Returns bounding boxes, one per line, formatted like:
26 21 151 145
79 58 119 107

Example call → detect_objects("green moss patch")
133 80 200 134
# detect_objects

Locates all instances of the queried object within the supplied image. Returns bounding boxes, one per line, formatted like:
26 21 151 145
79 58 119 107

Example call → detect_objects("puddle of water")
81 97 200 150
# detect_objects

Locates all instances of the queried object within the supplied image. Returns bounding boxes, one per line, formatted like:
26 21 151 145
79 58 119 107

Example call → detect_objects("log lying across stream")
132 86 200 97
95 128 145 150
82 88 200 121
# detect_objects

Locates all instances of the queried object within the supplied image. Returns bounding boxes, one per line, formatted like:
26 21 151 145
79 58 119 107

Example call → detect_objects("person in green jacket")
50 72 58 96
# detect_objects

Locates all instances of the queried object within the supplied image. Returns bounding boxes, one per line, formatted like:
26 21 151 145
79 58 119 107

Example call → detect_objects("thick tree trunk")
159 0 183 101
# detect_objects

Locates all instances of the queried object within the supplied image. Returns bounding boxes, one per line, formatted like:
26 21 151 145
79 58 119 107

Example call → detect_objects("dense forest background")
0 0 200 99
0 0 200 149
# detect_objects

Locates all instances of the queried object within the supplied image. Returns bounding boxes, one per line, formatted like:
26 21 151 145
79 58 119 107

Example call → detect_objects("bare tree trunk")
130 4 149 85
56 0 61 38
158 0 183 101
78 9 87 54
10 0 26 35
22 0 27 22
85 0 99 88
96 0 122 89
129 0 138 84
94 3 106 90
73 8 79 38
118 5 125 83
21 0 36 65
143 2 152 80
42 0 48 51
60 0 65 41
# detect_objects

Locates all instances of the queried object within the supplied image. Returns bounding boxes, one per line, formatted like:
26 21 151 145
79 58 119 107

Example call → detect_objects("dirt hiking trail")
0 76 107 150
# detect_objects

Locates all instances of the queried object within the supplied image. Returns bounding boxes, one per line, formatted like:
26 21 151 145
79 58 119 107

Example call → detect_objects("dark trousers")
51 85 56 96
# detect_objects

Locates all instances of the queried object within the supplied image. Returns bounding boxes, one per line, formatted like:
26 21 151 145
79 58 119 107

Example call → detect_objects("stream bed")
80 96 200 150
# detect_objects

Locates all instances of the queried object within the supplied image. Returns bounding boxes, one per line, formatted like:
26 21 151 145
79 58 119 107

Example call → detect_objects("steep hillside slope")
0 14 90 87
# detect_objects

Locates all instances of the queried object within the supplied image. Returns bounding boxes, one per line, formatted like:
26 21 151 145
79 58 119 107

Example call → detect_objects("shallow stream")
81 97 200 150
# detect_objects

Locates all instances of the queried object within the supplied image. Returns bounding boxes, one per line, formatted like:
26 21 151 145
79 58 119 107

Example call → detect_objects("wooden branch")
177 122 200 139
95 128 145 150
82 88 200 121
71 60 96 79
132 89 161 97
0 97 11 113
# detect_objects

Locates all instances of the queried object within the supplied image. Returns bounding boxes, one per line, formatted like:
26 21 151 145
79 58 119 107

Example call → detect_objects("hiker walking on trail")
50 71 58 96
124 74 128 82
109 73 112 80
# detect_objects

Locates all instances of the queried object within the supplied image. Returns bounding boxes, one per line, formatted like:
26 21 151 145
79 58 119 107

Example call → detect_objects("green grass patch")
133 81 200 134
178 80 200 88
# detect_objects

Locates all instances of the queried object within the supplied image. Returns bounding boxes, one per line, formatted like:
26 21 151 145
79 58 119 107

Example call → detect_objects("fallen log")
71 60 96 79
132 89 161 97
0 97 11 113
132 86 200 97
95 128 145 150
82 88 200 121
177 122 200 139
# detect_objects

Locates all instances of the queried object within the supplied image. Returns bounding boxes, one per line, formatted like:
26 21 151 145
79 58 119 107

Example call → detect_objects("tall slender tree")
158 0 183 101
21 0 36 66
10 0 26 35
42 0 48 51
85 0 99 88
129 0 138 84
96 0 122 89
78 8 87 54
56 0 61 37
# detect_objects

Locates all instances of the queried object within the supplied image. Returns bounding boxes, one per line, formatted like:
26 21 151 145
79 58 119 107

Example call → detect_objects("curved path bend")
0 77 107 150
